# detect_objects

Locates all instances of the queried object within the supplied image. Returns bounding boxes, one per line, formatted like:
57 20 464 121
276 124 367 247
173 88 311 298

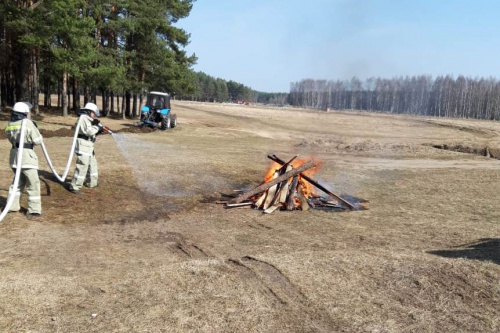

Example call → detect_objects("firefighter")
68 102 103 195
5 102 43 219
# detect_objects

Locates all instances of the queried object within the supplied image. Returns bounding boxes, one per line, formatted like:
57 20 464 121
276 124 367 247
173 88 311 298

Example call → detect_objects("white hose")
1 116 94 222
0 119 27 222
40 116 83 182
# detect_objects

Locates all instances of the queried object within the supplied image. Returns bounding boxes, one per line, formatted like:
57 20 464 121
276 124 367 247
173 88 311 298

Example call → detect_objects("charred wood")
286 176 299 211
268 155 355 210
230 160 316 204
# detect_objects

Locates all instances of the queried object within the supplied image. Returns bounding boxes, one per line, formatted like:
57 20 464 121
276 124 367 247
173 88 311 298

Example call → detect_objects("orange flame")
262 157 322 198
293 158 322 197
264 161 281 183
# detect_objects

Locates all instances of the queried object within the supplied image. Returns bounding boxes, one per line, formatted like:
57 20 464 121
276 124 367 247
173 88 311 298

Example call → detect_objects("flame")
293 158 322 197
262 157 322 199
264 161 281 183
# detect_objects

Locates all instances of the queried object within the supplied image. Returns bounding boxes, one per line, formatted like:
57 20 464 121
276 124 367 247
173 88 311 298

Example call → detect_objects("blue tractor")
139 91 177 130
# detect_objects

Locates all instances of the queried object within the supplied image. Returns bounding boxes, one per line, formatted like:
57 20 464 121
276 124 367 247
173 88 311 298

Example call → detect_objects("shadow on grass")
38 170 63 195
0 194 5 209
428 238 500 265
0 171 55 208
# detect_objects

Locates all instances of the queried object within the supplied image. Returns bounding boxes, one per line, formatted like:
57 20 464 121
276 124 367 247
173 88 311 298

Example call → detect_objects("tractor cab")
140 91 176 130
147 91 171 111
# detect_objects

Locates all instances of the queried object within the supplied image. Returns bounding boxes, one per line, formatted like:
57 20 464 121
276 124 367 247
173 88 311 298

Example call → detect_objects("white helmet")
13 102 32 114
82 102 100 117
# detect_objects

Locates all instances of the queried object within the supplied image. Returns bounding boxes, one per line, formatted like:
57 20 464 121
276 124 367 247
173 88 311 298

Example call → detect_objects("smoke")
113 133 229 197
113 133 188 197
337 0 370 36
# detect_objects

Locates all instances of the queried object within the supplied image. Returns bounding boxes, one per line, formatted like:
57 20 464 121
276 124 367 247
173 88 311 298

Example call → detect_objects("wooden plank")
224 202 253 209
260 160 289 209
266 164 288 208
254 192 267 208
267 155 355 210
320 199 339 205
303 179 355 210
263 204 281 214
272 157 295 203
286 176 299 210
263 171 279 210
230 160 316 204
278 165 293 203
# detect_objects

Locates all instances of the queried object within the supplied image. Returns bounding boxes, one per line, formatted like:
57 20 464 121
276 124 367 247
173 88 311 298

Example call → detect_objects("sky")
177 0 500 92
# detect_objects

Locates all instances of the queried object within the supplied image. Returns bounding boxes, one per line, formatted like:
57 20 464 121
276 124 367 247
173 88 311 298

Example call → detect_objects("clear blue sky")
177 0 500 92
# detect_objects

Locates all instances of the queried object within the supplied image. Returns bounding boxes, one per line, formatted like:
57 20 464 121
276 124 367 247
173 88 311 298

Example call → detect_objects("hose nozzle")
98 123 113 134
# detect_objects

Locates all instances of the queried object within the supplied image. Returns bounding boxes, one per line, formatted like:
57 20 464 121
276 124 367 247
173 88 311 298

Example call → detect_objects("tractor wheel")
171 114 177 128
161 115 171 130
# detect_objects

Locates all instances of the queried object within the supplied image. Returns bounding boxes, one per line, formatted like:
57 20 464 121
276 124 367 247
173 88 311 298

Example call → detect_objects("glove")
92 118 100 126
97 123 105 134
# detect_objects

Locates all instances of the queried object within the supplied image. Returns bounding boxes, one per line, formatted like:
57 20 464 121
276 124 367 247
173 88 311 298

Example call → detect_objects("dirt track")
0 101 499 332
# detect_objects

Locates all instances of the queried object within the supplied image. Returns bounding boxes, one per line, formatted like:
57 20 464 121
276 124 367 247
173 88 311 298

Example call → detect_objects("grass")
0 101 499 332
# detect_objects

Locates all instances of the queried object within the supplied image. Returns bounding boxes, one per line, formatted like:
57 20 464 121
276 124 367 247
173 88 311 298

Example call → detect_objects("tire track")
228 256 341 332
165 232 210 259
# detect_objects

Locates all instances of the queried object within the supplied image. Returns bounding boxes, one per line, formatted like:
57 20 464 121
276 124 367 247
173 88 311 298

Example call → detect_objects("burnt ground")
0 101 499 332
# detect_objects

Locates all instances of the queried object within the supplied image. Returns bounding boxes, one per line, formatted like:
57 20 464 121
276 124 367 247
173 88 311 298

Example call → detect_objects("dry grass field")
0 100 499 332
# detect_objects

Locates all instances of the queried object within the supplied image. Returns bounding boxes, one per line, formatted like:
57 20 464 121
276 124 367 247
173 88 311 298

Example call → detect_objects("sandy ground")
0 101 499 332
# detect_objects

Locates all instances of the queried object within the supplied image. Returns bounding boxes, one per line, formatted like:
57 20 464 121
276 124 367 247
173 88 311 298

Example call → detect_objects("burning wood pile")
220 155 369 213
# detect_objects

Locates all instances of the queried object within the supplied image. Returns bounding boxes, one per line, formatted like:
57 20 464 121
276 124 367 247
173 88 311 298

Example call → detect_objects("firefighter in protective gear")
69 102 103 195
5 102 43 218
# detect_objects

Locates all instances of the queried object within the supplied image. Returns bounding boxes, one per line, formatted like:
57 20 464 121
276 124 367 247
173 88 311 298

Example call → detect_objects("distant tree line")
178 71 288 105
255 92 289 106
289 76 500 120
179 72 252 102
0 0 196 117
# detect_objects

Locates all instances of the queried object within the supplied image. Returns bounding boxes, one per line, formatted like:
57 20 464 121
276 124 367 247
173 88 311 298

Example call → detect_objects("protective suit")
5 102 43 216
69 103 101 193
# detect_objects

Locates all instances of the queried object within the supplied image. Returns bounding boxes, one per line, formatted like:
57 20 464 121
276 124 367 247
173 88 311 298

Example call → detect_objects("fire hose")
40 115 84 183
41 117 112 182
0 116 113 222
0 119 27 222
